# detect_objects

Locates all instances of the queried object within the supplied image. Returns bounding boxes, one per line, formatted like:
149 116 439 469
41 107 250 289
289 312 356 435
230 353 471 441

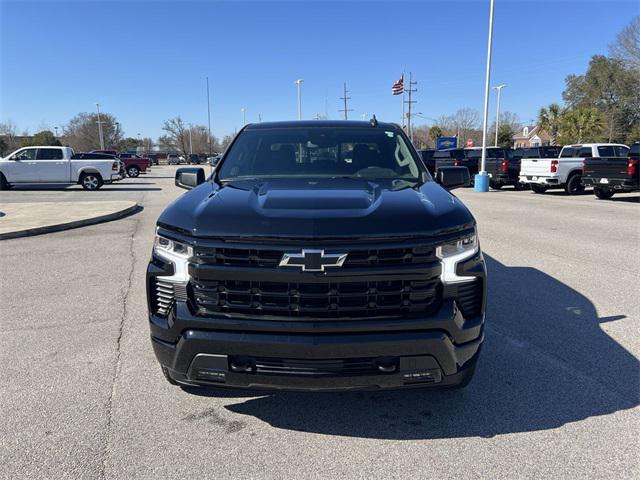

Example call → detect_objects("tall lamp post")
475 0 496 193
294 79 304 120
493 84 507 146
187 123 193 155
241 108 247 126
96 102 105 150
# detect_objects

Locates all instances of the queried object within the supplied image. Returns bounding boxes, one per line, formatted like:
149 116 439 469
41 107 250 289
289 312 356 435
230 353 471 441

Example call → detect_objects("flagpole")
401 73 406 129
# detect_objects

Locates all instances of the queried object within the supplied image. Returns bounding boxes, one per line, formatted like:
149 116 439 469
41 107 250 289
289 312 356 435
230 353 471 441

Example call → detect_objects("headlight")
153 231 192 283
436 231 479 283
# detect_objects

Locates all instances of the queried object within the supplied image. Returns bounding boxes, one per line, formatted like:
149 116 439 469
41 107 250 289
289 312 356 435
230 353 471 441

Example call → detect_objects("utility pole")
95 103 105 150
187 123 193 155
361 113 368 121
206 77 212 157
54 126 59 138
241 108 247 126
493 84 507 146
339 82 353 120
404 73 417 142
294 79 304 120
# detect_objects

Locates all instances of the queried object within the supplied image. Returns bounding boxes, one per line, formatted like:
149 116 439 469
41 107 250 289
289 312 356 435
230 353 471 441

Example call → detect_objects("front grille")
252 357 381 376
192 278 440 319
456 279 483 318
193 245 436 269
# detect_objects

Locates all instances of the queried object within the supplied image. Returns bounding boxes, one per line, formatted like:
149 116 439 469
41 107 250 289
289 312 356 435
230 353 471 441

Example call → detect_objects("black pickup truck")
433 148 470 174
582 143 638 199
417 148 437 175
147 120 486 392
466 147 524 190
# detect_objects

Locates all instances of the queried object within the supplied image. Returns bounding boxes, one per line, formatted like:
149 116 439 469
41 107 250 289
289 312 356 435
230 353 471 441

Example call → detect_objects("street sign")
436 137 458 149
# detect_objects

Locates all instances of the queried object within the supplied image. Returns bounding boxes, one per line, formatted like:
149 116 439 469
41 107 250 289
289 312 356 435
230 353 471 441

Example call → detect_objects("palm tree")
538 103 563 145
559 107 605 143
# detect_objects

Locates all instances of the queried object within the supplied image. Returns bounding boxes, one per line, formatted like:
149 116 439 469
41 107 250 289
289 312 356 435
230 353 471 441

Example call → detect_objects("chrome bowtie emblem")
279 249 348 272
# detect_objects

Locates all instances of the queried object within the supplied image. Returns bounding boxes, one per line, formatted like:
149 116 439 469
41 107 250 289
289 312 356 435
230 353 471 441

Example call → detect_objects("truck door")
5 147 39 182
36 148 68 182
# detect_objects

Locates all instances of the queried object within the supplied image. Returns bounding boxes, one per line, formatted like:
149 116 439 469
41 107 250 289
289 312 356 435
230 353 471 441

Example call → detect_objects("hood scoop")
254 180 379 211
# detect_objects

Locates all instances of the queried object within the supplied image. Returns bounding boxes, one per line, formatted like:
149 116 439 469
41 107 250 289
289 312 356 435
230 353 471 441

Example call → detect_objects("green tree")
538 103 563 145
496 124 515 149
118 137 142 152
26 130 62 147
558 107 604 144
563 55 640 142
429 126 443 145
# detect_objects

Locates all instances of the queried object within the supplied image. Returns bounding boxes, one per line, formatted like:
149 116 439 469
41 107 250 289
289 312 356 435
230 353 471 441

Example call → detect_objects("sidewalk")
0 201 140 240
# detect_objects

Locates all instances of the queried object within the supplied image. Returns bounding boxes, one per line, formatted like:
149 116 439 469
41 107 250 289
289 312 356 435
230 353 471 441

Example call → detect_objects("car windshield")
217 127 422 182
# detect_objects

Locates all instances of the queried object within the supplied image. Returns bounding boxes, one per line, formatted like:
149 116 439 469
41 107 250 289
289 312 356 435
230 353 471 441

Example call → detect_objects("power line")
339 82 353 120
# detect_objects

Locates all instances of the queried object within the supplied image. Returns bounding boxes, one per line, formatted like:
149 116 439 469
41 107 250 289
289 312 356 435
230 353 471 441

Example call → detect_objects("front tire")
126 166 140 178
531 184 547 194
565 173 585 195
514 181 528 191
594 186 615 199
490 181 503 190
80 172 103 190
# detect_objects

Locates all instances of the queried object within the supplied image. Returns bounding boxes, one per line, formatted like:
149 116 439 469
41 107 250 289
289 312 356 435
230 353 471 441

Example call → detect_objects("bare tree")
0 120 20 153
62 112 122 151
609 16 640 71
161 117 190 156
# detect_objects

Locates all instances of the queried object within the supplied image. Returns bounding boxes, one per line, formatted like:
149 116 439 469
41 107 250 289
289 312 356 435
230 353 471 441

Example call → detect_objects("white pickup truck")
0 146 123 190
519 143 630 194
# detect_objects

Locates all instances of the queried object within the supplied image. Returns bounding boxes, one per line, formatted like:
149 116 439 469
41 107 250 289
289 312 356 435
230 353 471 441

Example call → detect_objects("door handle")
55 162 65 165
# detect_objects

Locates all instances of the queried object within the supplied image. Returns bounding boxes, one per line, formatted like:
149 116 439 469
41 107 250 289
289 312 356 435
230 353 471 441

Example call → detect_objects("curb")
0 203 142 240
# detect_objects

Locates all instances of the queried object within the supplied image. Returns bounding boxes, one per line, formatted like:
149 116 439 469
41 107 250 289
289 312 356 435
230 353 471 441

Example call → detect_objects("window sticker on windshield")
385 131 394 137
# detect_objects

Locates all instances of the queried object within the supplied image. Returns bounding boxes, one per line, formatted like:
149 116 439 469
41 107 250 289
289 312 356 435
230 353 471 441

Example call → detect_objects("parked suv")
582 142 639 199
147 120 486 391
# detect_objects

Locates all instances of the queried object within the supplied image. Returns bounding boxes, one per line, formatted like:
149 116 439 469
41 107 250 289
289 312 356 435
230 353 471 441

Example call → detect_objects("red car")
117 153 152 177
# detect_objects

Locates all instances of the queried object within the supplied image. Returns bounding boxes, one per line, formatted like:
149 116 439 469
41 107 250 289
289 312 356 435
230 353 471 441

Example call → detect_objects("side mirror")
175 167 205 190
436 166 470 190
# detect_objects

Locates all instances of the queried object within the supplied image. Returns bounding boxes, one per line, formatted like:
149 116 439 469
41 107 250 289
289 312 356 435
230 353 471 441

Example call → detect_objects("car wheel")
127 166 140 178
564 173 585 195
531 184 547 194
594 186 615 199
514 181 528 191
490 181 503 190
80 172 103 190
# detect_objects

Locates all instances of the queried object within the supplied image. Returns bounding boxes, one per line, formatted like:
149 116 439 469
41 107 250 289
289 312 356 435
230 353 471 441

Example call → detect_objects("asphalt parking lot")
1 166 638 479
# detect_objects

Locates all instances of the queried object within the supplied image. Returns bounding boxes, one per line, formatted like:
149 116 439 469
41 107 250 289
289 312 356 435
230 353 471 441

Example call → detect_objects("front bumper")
146 248 486 391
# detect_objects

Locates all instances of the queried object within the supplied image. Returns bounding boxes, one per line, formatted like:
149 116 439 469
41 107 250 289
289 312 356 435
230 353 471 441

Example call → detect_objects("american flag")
392 75 404 95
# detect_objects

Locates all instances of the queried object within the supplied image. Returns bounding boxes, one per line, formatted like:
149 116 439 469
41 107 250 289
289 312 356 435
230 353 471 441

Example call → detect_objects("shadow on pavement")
186 255 639 439
608 195 639 203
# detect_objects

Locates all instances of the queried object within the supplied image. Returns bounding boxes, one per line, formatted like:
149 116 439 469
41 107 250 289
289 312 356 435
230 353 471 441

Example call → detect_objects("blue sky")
1 0 637 139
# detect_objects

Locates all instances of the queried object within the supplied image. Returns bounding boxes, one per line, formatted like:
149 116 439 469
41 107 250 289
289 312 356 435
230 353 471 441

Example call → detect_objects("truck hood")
158 178 475 239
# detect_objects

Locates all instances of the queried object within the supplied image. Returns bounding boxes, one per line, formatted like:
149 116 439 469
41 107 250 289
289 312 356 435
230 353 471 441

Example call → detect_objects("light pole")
187 123 193 155
361 113 368 121
476 0 496 193
54 126 59 138
241 108 247 125
294 79 304 120
96 103 105 150
493 84 507 147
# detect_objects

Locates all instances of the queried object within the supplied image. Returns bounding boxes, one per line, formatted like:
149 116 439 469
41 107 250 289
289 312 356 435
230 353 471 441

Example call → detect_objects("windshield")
217 127 423 182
